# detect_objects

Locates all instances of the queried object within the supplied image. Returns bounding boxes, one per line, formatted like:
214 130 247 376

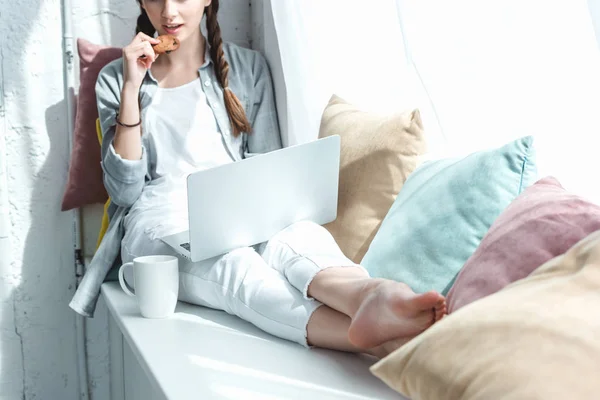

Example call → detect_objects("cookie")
152 35 180 55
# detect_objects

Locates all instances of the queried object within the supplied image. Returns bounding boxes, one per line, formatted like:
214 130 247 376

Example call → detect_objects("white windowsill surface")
101 281 404 400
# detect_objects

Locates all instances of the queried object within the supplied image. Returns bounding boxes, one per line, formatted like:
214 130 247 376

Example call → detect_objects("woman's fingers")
132 31 160 45
126 42 157 69
126 42 154 58
141 43 157 69
122 33 159 86
140 41 157 58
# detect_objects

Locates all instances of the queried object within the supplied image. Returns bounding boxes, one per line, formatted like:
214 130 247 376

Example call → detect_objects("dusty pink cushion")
447 176 600 312
61 38 121 211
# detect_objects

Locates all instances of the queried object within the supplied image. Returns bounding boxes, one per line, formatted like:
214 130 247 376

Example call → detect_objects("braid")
206 0 252 136
135 3 156 36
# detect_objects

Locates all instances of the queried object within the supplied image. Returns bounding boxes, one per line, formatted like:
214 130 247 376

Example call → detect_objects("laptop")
159 135 341 262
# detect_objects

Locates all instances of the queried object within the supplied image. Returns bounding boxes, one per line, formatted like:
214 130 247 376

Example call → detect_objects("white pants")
121 221 361 346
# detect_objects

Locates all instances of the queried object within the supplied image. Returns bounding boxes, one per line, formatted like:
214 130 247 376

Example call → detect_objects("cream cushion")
371 229 600 400
318 95 426 263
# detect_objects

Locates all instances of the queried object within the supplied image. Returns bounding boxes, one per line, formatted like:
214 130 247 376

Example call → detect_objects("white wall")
1 1 77 399
0 1 253 399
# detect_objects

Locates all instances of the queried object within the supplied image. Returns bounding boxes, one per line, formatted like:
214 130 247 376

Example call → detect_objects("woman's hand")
122 32 161 90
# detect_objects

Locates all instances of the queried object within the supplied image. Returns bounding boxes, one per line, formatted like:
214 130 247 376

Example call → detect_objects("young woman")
87 0 446 358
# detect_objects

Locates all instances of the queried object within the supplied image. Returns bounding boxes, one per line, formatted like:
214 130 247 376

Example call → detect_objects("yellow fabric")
318 95 426 263
96 198 110 250
370 229 600 400
96 117 103 146
96 118 110 250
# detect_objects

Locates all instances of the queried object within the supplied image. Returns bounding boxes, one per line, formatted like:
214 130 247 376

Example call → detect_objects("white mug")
118 255 179 319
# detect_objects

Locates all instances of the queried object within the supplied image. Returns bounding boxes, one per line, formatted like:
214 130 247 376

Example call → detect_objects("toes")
410 290 444 312
434 300 447 322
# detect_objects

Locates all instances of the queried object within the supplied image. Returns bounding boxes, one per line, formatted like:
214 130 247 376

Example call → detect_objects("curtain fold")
270 0 433 145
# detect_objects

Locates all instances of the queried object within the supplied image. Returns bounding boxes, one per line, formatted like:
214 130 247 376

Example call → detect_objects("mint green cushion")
361 136 538 295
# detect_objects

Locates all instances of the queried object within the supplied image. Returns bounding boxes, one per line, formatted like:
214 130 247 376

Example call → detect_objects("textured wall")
1 0 78 399
0 1 252 399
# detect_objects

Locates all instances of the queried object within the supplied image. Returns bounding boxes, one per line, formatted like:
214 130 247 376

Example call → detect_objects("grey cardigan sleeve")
95 60 148 207
245 53 283 157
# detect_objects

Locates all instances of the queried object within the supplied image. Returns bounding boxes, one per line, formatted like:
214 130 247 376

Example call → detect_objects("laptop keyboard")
180 242 191 251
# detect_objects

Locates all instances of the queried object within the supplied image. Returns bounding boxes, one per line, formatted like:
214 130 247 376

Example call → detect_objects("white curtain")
270 0 442 147
270 0 600 203
396 0 600 202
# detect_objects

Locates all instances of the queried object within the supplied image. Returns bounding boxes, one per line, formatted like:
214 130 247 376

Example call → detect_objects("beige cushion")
318 95 426 263
371 229 600 400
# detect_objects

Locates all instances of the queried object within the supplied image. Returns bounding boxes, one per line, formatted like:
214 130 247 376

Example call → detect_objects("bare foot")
366 336 414 359
366 302 448 359
348 280 445 349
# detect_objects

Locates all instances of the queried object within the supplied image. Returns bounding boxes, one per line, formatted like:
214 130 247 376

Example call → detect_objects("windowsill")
101 281 403 399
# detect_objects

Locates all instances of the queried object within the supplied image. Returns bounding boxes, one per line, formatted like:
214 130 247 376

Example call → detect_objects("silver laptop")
160 135 341 262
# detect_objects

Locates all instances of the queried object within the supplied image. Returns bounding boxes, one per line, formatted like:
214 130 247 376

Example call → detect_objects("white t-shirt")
149 78 233 180
123 78 234 245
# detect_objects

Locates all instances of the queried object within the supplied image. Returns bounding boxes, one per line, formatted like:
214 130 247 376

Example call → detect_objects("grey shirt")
70 41 283 317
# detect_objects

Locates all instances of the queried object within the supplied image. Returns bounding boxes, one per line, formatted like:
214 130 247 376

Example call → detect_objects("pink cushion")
61 38 121 211
447 176 600 312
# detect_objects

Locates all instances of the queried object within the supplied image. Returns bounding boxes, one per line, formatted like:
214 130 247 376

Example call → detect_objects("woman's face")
141 0 211 41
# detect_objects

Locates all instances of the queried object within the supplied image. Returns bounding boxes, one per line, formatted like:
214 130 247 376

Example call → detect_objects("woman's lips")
163 24 183 35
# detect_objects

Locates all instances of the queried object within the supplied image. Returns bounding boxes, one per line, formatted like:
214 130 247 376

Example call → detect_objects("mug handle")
118 262 135 296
